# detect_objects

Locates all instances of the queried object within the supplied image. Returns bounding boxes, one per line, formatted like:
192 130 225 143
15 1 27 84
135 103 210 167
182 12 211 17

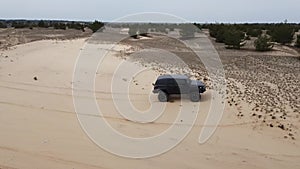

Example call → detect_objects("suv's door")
176 79 190 94
167 78 179 94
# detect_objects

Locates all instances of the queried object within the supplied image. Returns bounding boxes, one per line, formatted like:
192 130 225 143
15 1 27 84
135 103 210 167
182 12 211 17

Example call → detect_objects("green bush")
169 27 174 31
209 24 222 38
215 27 226 43
209 24 228 43
88 20 104 33
155 25 167 34
247 29 262 37
53 23 66 30
0 22 7 28
67 21 85 31
224 29 245 49
12 21 28 28
254 35 274 51
38 20 49 28
268 24 294 44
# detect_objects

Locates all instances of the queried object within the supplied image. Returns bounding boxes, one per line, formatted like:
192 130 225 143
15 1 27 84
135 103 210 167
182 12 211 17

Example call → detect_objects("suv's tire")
158 91 168 102
190 92 200 102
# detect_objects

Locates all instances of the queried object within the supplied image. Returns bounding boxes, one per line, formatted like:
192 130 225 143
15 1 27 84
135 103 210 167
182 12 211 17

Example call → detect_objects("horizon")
1 18 300 24
1 0 299 23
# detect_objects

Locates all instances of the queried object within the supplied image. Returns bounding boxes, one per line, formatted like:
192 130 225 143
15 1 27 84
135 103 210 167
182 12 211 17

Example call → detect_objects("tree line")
124 23 200 39
124 22 300 51
0 20 104 33
1 20 299 50
202 23 300 51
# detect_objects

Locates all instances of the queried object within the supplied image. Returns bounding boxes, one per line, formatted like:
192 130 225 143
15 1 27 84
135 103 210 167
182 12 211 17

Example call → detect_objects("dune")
0 38 299 169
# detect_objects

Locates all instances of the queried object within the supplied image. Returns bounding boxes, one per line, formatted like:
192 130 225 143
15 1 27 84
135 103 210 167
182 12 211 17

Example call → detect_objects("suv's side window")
167 79 176 86
156 79 166 85
176 79 187 85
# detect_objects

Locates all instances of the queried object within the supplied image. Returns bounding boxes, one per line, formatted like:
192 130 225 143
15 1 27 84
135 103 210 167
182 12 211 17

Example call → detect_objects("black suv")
152 74 206 102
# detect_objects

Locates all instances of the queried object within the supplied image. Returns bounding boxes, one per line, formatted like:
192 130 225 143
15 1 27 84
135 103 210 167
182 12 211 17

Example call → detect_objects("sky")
0 0 299 23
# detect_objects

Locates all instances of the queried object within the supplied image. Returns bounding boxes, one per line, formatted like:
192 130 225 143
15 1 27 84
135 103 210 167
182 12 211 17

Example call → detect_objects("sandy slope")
0 39 299 169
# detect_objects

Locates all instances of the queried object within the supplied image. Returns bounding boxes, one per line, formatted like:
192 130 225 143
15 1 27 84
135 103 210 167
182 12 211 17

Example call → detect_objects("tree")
254 35 274 51
88 20 104 33
209 25 221 38
169 27 175 31
128 25 138 38
138 24 149 36
179 24 196 38
11 21 30 29
67 21 85 31
247 29 262 37
224 29 245 49
209 24 227 43
268 24 294 44
0 22 7 28
296 35 300 48
215 27 226 43
155 25 167 34
53 22 66 30
38 20 48 28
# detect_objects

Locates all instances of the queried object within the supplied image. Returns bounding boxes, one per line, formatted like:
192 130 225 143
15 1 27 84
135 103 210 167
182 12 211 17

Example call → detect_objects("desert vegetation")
206 23 300 51
2 20 298 50
88 20 105 32
254 35 274 51
296 35 300 48
118 22 300 52
0 19 104 32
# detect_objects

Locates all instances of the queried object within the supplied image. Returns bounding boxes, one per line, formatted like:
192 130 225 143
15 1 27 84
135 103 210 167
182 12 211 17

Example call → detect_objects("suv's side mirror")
152 83 155 86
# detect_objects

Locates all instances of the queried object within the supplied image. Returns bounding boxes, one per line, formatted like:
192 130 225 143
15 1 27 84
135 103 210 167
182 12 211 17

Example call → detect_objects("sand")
0 38 299 169
0 27 92 50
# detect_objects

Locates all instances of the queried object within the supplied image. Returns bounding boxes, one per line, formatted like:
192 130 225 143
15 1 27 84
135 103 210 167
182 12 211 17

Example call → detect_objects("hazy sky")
1 0 299 23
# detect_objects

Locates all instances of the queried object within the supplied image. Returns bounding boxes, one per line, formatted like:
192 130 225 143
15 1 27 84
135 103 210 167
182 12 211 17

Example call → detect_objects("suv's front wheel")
158 91 168 102
190 92 200 102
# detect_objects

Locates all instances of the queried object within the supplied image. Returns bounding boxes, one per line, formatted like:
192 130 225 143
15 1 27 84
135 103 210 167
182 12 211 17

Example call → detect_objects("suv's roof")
157 74 189 80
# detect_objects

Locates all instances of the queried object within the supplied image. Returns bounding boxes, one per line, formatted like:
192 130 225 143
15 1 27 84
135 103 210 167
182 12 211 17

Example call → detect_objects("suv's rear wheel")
158 91 168 102
190 92 200 102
